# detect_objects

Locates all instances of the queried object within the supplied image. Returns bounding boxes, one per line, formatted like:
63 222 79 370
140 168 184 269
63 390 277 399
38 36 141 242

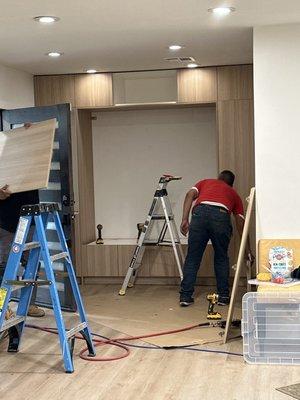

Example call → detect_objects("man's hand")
245 250 255 263
180 219 189 236
0 184 11 200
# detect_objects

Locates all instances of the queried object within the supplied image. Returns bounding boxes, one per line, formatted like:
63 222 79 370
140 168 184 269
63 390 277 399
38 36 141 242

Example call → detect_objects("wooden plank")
0 119 56 193
223 187 255 344
217 65 253 100
75 73 113 107
34 75 75 106
177 67 217 103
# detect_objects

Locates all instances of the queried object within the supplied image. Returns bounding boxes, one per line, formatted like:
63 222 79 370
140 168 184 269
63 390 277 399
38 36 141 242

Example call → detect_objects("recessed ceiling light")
34 16 60 24
46 51 63 57
208 7 235 16
187 63 198 68
169 45 183 51
86 69 97 73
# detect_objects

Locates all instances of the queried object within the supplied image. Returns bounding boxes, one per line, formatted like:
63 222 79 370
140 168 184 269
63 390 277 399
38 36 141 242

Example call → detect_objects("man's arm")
234 214 253 260
180 189 198 236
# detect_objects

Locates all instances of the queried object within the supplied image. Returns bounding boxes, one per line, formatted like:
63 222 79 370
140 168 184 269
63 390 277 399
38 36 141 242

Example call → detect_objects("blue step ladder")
0 203 96 373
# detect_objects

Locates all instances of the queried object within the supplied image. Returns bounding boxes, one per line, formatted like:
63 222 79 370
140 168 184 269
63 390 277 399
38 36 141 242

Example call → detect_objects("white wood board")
0 119 56 193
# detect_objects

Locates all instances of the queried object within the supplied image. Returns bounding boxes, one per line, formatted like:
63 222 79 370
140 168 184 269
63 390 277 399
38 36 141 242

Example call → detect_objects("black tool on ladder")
0 203 96 373
119 175 184 295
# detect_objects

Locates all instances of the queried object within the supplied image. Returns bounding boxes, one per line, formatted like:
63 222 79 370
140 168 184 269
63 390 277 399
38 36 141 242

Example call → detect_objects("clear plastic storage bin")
242 292 300 365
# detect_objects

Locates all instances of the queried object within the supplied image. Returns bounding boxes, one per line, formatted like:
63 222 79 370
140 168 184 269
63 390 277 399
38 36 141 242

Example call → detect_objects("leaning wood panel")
217 65 253 100
177 67 217 103
74 109 96 276
224 187 255 343
75 73 113 107
34 75 75 106
0 119 56 193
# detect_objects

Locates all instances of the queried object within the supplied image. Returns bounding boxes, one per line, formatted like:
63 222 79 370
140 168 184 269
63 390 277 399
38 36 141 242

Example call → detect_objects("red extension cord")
27 322 207 362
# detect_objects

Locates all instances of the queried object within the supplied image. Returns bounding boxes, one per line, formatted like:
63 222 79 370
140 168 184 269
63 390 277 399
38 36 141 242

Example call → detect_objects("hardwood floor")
0 285 297 400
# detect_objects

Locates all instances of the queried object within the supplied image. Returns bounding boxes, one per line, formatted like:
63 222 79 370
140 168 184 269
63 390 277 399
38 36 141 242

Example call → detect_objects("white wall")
254 24 300 239
0 64 34 109
113 70 177 104
93 107 217 239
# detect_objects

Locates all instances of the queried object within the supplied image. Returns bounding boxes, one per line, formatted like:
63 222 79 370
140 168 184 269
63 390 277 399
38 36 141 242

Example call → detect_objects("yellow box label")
0 287 8 310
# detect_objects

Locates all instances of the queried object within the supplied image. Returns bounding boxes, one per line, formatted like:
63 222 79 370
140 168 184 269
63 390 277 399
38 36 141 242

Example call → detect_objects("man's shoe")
0 305 15 341
217 297 230 306
179 298 194 307
28 305 45 317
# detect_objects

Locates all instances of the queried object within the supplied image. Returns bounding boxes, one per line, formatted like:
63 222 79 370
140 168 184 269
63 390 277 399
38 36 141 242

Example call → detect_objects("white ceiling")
0 0 300 75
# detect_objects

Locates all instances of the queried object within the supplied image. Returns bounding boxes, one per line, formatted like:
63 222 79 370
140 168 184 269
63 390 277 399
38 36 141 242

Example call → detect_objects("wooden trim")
33 63 252 77
77 101 216 112
74 109 96 274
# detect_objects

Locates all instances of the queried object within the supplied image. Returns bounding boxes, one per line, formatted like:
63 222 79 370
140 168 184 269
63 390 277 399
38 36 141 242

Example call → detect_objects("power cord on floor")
25 322 243 362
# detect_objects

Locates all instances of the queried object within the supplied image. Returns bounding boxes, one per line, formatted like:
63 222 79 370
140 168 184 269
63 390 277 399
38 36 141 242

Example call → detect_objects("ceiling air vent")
164 56 196 63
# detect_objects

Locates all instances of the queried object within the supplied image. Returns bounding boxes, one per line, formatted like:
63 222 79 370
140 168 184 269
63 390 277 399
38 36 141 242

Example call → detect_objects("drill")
206 293 222 320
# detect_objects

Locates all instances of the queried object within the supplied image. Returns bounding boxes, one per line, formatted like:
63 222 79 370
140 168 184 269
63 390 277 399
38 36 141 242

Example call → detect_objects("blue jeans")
180 204 232 302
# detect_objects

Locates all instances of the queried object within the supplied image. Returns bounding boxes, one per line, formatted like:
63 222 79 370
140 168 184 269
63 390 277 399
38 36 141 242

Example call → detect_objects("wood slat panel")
34 75 75 106
177 67 217 103
218 99 255 264
75 73 113 107
217 65 253 100
85 244 119 276
117 245 150 277
218 99 255 200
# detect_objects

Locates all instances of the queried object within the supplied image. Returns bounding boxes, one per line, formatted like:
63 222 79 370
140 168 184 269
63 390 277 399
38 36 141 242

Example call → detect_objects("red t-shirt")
192 179 244 216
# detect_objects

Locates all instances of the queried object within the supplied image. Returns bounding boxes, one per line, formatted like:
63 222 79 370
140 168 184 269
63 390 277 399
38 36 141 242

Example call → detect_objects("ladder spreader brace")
119 175 184 296
0 203 96 373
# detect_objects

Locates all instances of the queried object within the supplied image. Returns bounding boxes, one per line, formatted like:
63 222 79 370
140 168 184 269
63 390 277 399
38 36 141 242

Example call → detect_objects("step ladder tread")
50 252 68 262
151 215 174 220
5 279 51 286
0 316 26 332
23 241 40 251
66 322 87 339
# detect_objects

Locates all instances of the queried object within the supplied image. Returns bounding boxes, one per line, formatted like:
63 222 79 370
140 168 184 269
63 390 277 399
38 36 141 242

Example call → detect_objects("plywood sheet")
0 119 56 193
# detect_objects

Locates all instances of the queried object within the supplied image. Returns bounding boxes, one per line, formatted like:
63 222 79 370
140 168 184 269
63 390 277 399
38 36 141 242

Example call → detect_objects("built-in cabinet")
34 65 254 284
34 73 113 107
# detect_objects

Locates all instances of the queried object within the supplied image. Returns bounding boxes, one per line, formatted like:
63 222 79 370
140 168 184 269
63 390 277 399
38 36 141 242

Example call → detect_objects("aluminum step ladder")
119 175 184 295
0 203 95 373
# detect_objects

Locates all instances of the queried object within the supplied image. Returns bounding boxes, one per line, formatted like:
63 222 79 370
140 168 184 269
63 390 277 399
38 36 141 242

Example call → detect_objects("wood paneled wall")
34 65 254 280
34 73 113 107
177 64 254 266
177 65 254 201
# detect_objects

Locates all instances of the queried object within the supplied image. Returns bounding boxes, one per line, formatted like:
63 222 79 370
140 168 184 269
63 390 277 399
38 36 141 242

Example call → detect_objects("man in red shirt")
179 170 251 306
